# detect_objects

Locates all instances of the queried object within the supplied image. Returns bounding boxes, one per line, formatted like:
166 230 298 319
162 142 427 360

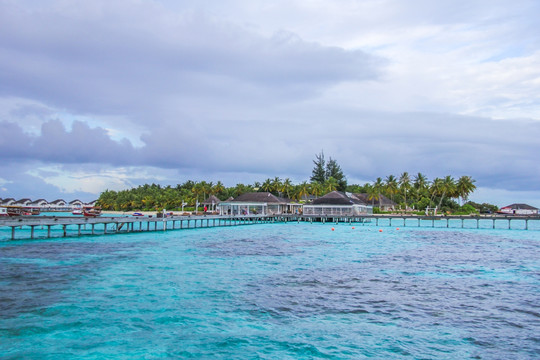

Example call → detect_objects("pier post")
31 226 35 239
78 224 81 236
47 225 51 238
92 224 95 235
11 227 15 240
63 225 67 237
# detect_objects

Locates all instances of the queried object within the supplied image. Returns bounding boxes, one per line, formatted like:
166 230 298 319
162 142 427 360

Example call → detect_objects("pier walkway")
1 214 539 240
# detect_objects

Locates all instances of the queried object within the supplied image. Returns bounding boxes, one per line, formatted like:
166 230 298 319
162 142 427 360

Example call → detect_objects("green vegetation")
97 153 494 214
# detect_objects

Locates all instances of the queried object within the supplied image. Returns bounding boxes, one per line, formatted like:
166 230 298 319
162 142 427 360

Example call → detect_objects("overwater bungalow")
0 198 15 206
303 191 373 216
69 199 84 208
218 192 300 216
14 198 32 206
30 199 49 207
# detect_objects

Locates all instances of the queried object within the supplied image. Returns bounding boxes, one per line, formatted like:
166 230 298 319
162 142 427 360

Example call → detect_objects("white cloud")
0 0 539 205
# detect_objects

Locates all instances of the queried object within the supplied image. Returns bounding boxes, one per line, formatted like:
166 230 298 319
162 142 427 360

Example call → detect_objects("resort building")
303 191 373 216
30 199 49 207
14 198 32 206
499 204 539 215
69 199 84 208
1 198 15 206
202 195 221 213
218 192 300 216
353 193 397 211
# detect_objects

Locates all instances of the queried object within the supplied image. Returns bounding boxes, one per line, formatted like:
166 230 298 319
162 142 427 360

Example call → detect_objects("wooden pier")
1 214 539 240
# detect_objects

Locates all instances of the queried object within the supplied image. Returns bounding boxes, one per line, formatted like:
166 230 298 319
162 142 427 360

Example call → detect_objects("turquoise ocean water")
1 220 539 359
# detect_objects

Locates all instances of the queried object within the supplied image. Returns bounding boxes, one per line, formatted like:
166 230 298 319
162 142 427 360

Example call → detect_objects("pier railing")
1 214 539 240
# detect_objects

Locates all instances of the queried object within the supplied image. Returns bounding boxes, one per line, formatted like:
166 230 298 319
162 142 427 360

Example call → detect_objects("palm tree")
296 181 311 201
192 182 204 202
399 172 411 209
413 172 429 203
430 177 444 208
373 177 384 208
456 176 476 205
311 182 323 198
281 178 293 199
261 178 272 193
323 177 338 193
385 175 398 205
213 181 226 197
437 176 456 210
366 184 379 206
271 177 282 196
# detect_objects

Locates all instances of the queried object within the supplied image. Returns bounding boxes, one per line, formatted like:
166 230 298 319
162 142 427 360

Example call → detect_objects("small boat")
4 206 30 216
133 212 144 217
0 207 8 217
72 209 83 215
83 206 102 217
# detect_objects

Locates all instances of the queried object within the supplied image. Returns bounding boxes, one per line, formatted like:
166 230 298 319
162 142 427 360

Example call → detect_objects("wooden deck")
1 214 539 240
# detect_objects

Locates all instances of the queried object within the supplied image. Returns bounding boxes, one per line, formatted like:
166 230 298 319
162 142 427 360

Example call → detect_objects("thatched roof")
354 193 396 206
202 195 221 205
312 191 365 205
230 192 291 203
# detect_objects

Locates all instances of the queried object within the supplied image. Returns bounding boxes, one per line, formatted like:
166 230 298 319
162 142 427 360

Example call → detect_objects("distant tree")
399 172 411 208
281 178 293 199
373 177 384 208
385 175 398 204
456 176 476 205
326 157 347 191
310 151 326 183
261 178 272 193
296 181 311 201
323 177 339 193
310 151 347 191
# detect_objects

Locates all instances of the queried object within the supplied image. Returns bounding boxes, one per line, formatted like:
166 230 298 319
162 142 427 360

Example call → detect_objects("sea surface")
1 221 539 359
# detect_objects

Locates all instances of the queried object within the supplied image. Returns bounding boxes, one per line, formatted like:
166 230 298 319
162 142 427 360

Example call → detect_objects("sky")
1 0 539 207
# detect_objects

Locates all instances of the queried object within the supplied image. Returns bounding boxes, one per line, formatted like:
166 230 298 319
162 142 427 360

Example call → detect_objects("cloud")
0 0 382 119
0 0 539 206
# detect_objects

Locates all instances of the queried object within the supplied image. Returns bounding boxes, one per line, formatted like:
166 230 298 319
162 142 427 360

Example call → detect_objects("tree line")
97 153 489 213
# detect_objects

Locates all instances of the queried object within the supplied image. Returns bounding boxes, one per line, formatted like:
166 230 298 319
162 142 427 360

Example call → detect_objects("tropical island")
97 152 495 215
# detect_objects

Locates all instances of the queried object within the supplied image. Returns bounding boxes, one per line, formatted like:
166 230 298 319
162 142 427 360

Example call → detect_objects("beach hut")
218 192 299 216
202 195 221 213
303 191 373 216
499 204 538 215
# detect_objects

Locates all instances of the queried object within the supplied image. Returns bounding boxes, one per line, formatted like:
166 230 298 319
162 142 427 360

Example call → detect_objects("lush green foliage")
96 155 491 214
310 151 347 191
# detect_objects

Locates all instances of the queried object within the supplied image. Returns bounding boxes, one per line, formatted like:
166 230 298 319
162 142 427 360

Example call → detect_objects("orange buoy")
396 228 400 230
352 226 355 229
379 229 383 232
331 227 335 231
